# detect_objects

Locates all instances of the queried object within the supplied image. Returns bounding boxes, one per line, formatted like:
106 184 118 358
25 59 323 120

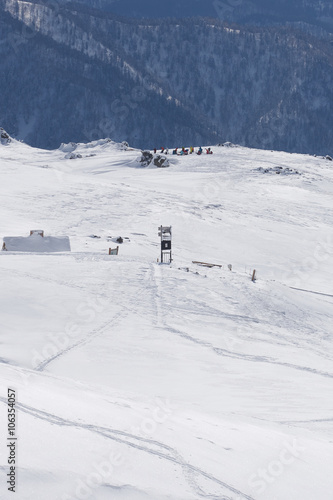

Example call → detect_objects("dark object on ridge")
1 129 9 139
139 150 153 166
153 155 170 168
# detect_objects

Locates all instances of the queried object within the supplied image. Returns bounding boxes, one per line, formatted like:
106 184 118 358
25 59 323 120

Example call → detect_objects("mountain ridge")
0 0 332 154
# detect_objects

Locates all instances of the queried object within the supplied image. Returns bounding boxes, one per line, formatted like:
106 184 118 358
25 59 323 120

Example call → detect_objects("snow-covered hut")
2 230 71 252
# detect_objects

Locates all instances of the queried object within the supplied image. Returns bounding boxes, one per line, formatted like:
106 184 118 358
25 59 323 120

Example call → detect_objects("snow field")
0 138 332 499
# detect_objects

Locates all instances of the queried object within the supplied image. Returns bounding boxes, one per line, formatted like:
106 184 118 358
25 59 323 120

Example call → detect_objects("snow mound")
137 150 153 166
65 152 82 160
217 142 238 147
58 142 77 153
153 154 170 168
2 233 71 252
137 150 169 168
59 138 135 159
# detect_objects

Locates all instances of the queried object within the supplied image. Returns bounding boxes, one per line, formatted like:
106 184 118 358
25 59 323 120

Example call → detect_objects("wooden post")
160 225 163 263
109 247 119 256
252 269 257 282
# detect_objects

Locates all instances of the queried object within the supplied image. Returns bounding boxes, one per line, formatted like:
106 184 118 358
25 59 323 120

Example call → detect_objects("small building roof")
2 233 71 252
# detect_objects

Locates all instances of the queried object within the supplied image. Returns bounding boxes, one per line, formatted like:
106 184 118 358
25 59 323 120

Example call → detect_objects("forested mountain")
77 0 333 33
1 0 333 153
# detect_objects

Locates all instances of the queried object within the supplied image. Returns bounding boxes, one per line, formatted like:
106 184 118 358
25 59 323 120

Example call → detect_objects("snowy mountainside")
1 1 333 154
0 134 333 499
71 0 333 32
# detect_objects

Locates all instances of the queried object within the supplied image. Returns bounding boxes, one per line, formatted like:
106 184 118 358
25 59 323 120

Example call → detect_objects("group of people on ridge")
153 147 213 156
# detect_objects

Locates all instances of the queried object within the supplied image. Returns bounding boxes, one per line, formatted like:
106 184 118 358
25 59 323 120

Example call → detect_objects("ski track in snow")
35 311 124 372
289 286 333 299
151 266 333 380
162 319 333 379
0 396 255 500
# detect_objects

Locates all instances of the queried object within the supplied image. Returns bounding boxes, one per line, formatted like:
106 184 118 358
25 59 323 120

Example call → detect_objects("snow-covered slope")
0 134 333 500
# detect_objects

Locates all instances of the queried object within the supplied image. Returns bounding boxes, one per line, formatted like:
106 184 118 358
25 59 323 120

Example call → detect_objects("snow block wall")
2 234 71 252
